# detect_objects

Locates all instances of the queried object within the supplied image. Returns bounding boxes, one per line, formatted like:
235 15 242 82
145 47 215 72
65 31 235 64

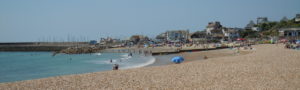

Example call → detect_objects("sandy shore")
1 44 300 89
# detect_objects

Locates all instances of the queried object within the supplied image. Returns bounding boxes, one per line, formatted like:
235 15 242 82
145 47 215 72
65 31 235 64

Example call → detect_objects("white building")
206 21 223 35
257 17 268 24
222 28 240 42
279 27 300 39
165 30 190 43
245 20 260 31
295 14 300 22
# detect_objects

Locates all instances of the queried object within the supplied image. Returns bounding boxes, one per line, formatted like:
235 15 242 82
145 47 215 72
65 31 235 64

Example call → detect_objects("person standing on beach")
128 53 132 56
139 49 142 54
113 64 119 70
236 47 240 54
145 50 148 56
149 50 152 56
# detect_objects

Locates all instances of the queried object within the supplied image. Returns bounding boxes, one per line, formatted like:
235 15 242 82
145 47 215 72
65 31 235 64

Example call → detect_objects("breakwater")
0 42 89 51
0 46 69 51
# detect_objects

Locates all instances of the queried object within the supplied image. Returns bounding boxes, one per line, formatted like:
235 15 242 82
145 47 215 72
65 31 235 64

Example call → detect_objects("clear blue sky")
0 0 300 42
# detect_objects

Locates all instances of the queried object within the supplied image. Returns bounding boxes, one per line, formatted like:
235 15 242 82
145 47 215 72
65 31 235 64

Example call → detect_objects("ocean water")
0 52 155 83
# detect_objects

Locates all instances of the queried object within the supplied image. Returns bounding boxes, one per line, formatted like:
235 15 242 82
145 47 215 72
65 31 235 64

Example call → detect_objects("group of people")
110 52 134 70
242 44 253 50
283 39 300 50
110 59 119 70
230 43 254 55
285 43 300 49
112 64 119 70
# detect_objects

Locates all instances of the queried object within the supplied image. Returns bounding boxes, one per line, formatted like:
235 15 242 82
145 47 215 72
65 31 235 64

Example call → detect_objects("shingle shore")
0 44 299 90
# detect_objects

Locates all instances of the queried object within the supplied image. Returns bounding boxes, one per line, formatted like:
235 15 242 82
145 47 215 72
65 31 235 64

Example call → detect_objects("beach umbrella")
171 56 184 64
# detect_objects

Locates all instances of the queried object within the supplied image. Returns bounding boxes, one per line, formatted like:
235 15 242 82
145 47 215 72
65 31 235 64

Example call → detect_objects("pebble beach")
0 44 299 89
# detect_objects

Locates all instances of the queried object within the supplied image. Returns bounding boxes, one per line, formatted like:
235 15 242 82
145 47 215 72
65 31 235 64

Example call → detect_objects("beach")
1 44 300 89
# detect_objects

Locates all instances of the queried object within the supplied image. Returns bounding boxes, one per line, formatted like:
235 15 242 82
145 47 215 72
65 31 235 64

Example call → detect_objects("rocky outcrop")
59 47 102 54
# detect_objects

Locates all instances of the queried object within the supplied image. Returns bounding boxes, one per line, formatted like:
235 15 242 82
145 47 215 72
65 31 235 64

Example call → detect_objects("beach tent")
171 56 184 64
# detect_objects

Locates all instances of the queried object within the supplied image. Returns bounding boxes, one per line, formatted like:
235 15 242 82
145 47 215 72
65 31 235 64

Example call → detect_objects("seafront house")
245 20 255 30
222 28 240 42
129 35 149 45
257 17 268 24
295 14 300 22
245 20 260 31
100 37 114 45
281 16 289 22
155 33 167 43
206 21 222 35
165 30 190 43
205 21 224 41
99 37 121 46
190 31 209 44
279 27 300 39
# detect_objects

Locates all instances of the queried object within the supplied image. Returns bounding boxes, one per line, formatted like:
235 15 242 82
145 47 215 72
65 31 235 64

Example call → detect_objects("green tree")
257 18 300 37
239 30 260 38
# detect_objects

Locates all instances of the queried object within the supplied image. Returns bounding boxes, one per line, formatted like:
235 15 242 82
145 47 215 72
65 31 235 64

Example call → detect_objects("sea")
0 52 155 83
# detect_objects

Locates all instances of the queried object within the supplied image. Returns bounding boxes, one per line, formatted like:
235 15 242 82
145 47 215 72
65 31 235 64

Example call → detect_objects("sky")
0 0 300 42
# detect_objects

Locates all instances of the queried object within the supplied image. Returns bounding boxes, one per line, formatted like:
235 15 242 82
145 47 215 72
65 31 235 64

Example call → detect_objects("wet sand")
1 44 300 89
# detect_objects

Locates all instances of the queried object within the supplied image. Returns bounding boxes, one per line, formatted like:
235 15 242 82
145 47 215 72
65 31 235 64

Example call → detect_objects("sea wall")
102 46 230 56
152 46 229 55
